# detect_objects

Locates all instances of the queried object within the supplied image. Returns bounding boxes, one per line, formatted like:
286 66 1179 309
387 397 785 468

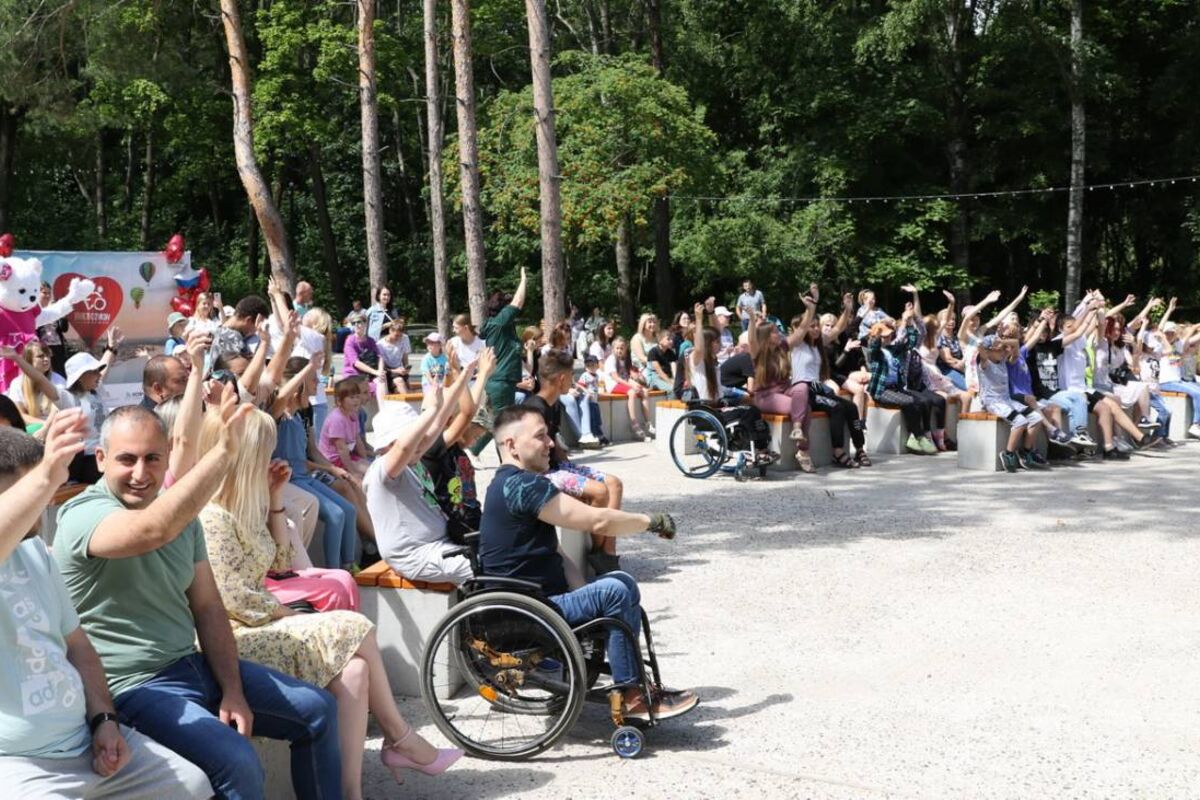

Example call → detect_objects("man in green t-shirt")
54 394 342 799
471 266 528 455
0 416 211 798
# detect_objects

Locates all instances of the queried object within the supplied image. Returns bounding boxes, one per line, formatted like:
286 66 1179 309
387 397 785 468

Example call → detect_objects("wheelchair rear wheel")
420 591 588 760
669 409 728 478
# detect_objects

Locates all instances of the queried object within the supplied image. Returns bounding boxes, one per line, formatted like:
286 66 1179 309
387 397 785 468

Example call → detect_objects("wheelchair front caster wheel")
611 725 645 759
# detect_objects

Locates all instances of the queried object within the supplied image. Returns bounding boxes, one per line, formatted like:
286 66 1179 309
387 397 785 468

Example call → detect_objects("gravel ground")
360 440 1200 799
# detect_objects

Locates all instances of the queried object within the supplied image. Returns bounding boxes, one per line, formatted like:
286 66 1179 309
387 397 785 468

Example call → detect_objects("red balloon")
165 232 185 264
0 232 12 257
196 268 210 292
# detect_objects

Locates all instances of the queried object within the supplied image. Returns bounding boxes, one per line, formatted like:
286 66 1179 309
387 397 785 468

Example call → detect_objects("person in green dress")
470 267 528 455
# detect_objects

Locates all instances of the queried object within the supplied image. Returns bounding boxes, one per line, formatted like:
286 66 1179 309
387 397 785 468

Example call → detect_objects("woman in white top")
447 314 486 376
630 314 659 369
603 336 654 440
60 327 123 482
2 340 68 432
588 320 615 363
789 290 869 467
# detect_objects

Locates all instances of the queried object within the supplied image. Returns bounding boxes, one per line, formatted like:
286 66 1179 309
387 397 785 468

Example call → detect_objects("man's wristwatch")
89 711 119 734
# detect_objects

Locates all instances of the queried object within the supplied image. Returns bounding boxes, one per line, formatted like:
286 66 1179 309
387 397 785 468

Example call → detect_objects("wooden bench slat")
51 483 88 505
354 560 389 587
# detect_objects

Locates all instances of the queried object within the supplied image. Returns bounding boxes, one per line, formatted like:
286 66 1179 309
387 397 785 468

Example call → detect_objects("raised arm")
902 284 923 319
0 345 59 402
1130 296 1162 329
0 409 86 564
168 331 212 480
1023 311 1050 351
1106 293 1136 318
510 267 528 310
787 290 817 347
827 292 854 342
99 327 123 372
238 315 270 394
1159 296 1177 330
1061 304 1101 346
444 348 495 446
983 285 1027 331
266 311 301 389
87 386 253 559
959 289 999 345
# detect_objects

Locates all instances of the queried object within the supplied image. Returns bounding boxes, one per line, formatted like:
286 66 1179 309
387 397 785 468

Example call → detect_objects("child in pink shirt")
318 378 372 480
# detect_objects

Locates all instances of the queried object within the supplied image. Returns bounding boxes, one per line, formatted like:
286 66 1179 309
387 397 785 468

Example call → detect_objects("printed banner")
14 250 192 347
13 250 197 409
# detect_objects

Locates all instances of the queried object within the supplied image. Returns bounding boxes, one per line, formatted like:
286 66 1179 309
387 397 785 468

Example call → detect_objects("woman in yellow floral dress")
198 408 461 799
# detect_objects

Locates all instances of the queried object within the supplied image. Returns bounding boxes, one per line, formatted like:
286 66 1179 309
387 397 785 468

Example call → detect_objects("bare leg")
333 477 376 540
1097 403 1115 447
356 631 440 765
328 656 370 800
1107 398 1143 439
1006 426 1022 453
1023 425 1038 450
626 393 638 428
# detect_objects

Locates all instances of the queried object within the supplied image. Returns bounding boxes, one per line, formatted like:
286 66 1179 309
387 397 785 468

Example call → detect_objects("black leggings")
872 387 945 436
809 384 865 451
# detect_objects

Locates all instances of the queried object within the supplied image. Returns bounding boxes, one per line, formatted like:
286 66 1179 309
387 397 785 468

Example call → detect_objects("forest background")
2 0 1198 331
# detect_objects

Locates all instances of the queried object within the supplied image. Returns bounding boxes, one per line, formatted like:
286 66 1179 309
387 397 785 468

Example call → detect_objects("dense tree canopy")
1 0 1197 324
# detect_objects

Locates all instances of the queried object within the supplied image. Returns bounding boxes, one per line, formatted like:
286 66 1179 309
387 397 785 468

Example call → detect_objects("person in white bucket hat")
59 327 123 484
363 360 478 585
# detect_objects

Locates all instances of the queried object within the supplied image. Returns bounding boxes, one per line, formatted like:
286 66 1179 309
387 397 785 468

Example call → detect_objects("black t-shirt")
646 345 675 377
719 351 755 389
479 465 566 595
421 436 479 517
1032 339 1063 399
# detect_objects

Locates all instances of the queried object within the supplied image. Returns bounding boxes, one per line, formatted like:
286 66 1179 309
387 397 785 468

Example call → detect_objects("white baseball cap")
713 306 732 318
65 352 107 388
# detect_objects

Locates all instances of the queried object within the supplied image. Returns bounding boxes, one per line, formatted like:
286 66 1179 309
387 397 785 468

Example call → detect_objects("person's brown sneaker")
625 687 699 721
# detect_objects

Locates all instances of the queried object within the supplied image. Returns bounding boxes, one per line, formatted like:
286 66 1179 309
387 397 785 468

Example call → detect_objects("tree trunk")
646 0 674 315
0 105 18 233
424 0 452 339
123 129 135 214
246 202 259 282
95 129 108 240
615 217 634 328
358 0 388 298
307 142 348 312
525 0 566 328
451 0 488 326
391 105 419 240
1064 0 1085 311
220 0 296 292
139 125 156 250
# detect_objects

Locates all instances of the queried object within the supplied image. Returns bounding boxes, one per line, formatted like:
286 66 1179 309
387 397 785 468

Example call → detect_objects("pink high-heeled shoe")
380 727 463 781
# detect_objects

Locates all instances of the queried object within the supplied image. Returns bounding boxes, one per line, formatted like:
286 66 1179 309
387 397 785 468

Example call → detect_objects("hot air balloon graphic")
130 286 145 309
139 261 156 284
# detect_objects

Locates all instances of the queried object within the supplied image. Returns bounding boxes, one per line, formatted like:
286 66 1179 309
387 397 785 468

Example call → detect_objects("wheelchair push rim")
420 591 588 760
668 408 729 478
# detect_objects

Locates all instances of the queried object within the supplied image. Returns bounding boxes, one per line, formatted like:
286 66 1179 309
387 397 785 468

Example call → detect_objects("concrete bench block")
655 403 688 456
1160 392 1192 441
557 526 591 580
957 414 1048 471
359 583 458 698
603 395 633 442
251 738 295 800
866 405 907 454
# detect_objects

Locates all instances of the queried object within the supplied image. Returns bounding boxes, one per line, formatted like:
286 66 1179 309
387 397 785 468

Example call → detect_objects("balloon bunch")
170 265 210 316
0 232 13 257
164 232 185 264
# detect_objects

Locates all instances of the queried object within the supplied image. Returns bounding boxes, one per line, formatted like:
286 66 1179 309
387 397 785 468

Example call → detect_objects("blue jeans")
1159 382 1200 423
551 571 641 686
1048 389 1088 432
115 653 340 800
293 474 358 567
642 369 673 395
1148 392 1172 437
941 367 966 391
561 393 593 438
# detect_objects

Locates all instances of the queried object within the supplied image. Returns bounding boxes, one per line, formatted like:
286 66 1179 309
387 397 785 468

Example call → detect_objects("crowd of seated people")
5 263 1200 796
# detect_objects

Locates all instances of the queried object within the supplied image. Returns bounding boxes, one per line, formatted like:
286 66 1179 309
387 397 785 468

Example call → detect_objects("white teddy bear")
0 256 95 392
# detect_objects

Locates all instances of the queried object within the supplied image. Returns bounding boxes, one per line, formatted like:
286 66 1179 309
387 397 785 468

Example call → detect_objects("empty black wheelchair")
668 399 778 480
419 535 678 760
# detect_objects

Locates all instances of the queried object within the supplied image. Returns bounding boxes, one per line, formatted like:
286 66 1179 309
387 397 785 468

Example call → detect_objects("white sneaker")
578 433 601 449
647 424 657 436
1188 423 1200 440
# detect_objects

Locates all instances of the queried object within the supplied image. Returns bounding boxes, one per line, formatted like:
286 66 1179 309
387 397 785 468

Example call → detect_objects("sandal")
832 452 858 468
796 450 816 473
854 451 872 467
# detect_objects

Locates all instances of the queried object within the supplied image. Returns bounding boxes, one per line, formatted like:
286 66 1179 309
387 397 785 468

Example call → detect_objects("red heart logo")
52 273 124 348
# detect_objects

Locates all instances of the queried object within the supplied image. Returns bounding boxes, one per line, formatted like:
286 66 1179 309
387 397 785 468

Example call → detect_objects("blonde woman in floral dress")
197 408 461 799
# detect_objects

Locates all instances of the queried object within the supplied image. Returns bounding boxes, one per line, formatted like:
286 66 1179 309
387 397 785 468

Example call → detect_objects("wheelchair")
668 399 778 481
419 535 681 760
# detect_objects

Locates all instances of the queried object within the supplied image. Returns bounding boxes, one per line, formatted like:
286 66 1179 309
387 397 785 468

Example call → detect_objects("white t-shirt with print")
1057 337 1088 392
448 336 486 370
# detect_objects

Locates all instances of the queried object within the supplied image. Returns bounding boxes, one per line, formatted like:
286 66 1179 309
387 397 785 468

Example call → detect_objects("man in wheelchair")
480 405 699 721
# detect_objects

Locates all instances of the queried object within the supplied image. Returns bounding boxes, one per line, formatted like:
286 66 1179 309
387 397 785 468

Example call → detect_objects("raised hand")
185 330 212 372
254 313 270 341
1122 293 1136 307
267 459 292 496
0 345 18 360
106 326 124 349
842 292 854 310
942 289 956 304
39 409 88 487
214 383 254 457
983 290 1001 305
808 282 819 302
476 346 497 379
266 275 281 296
801 294 816 308
693 302 705 318
900 283 918 294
